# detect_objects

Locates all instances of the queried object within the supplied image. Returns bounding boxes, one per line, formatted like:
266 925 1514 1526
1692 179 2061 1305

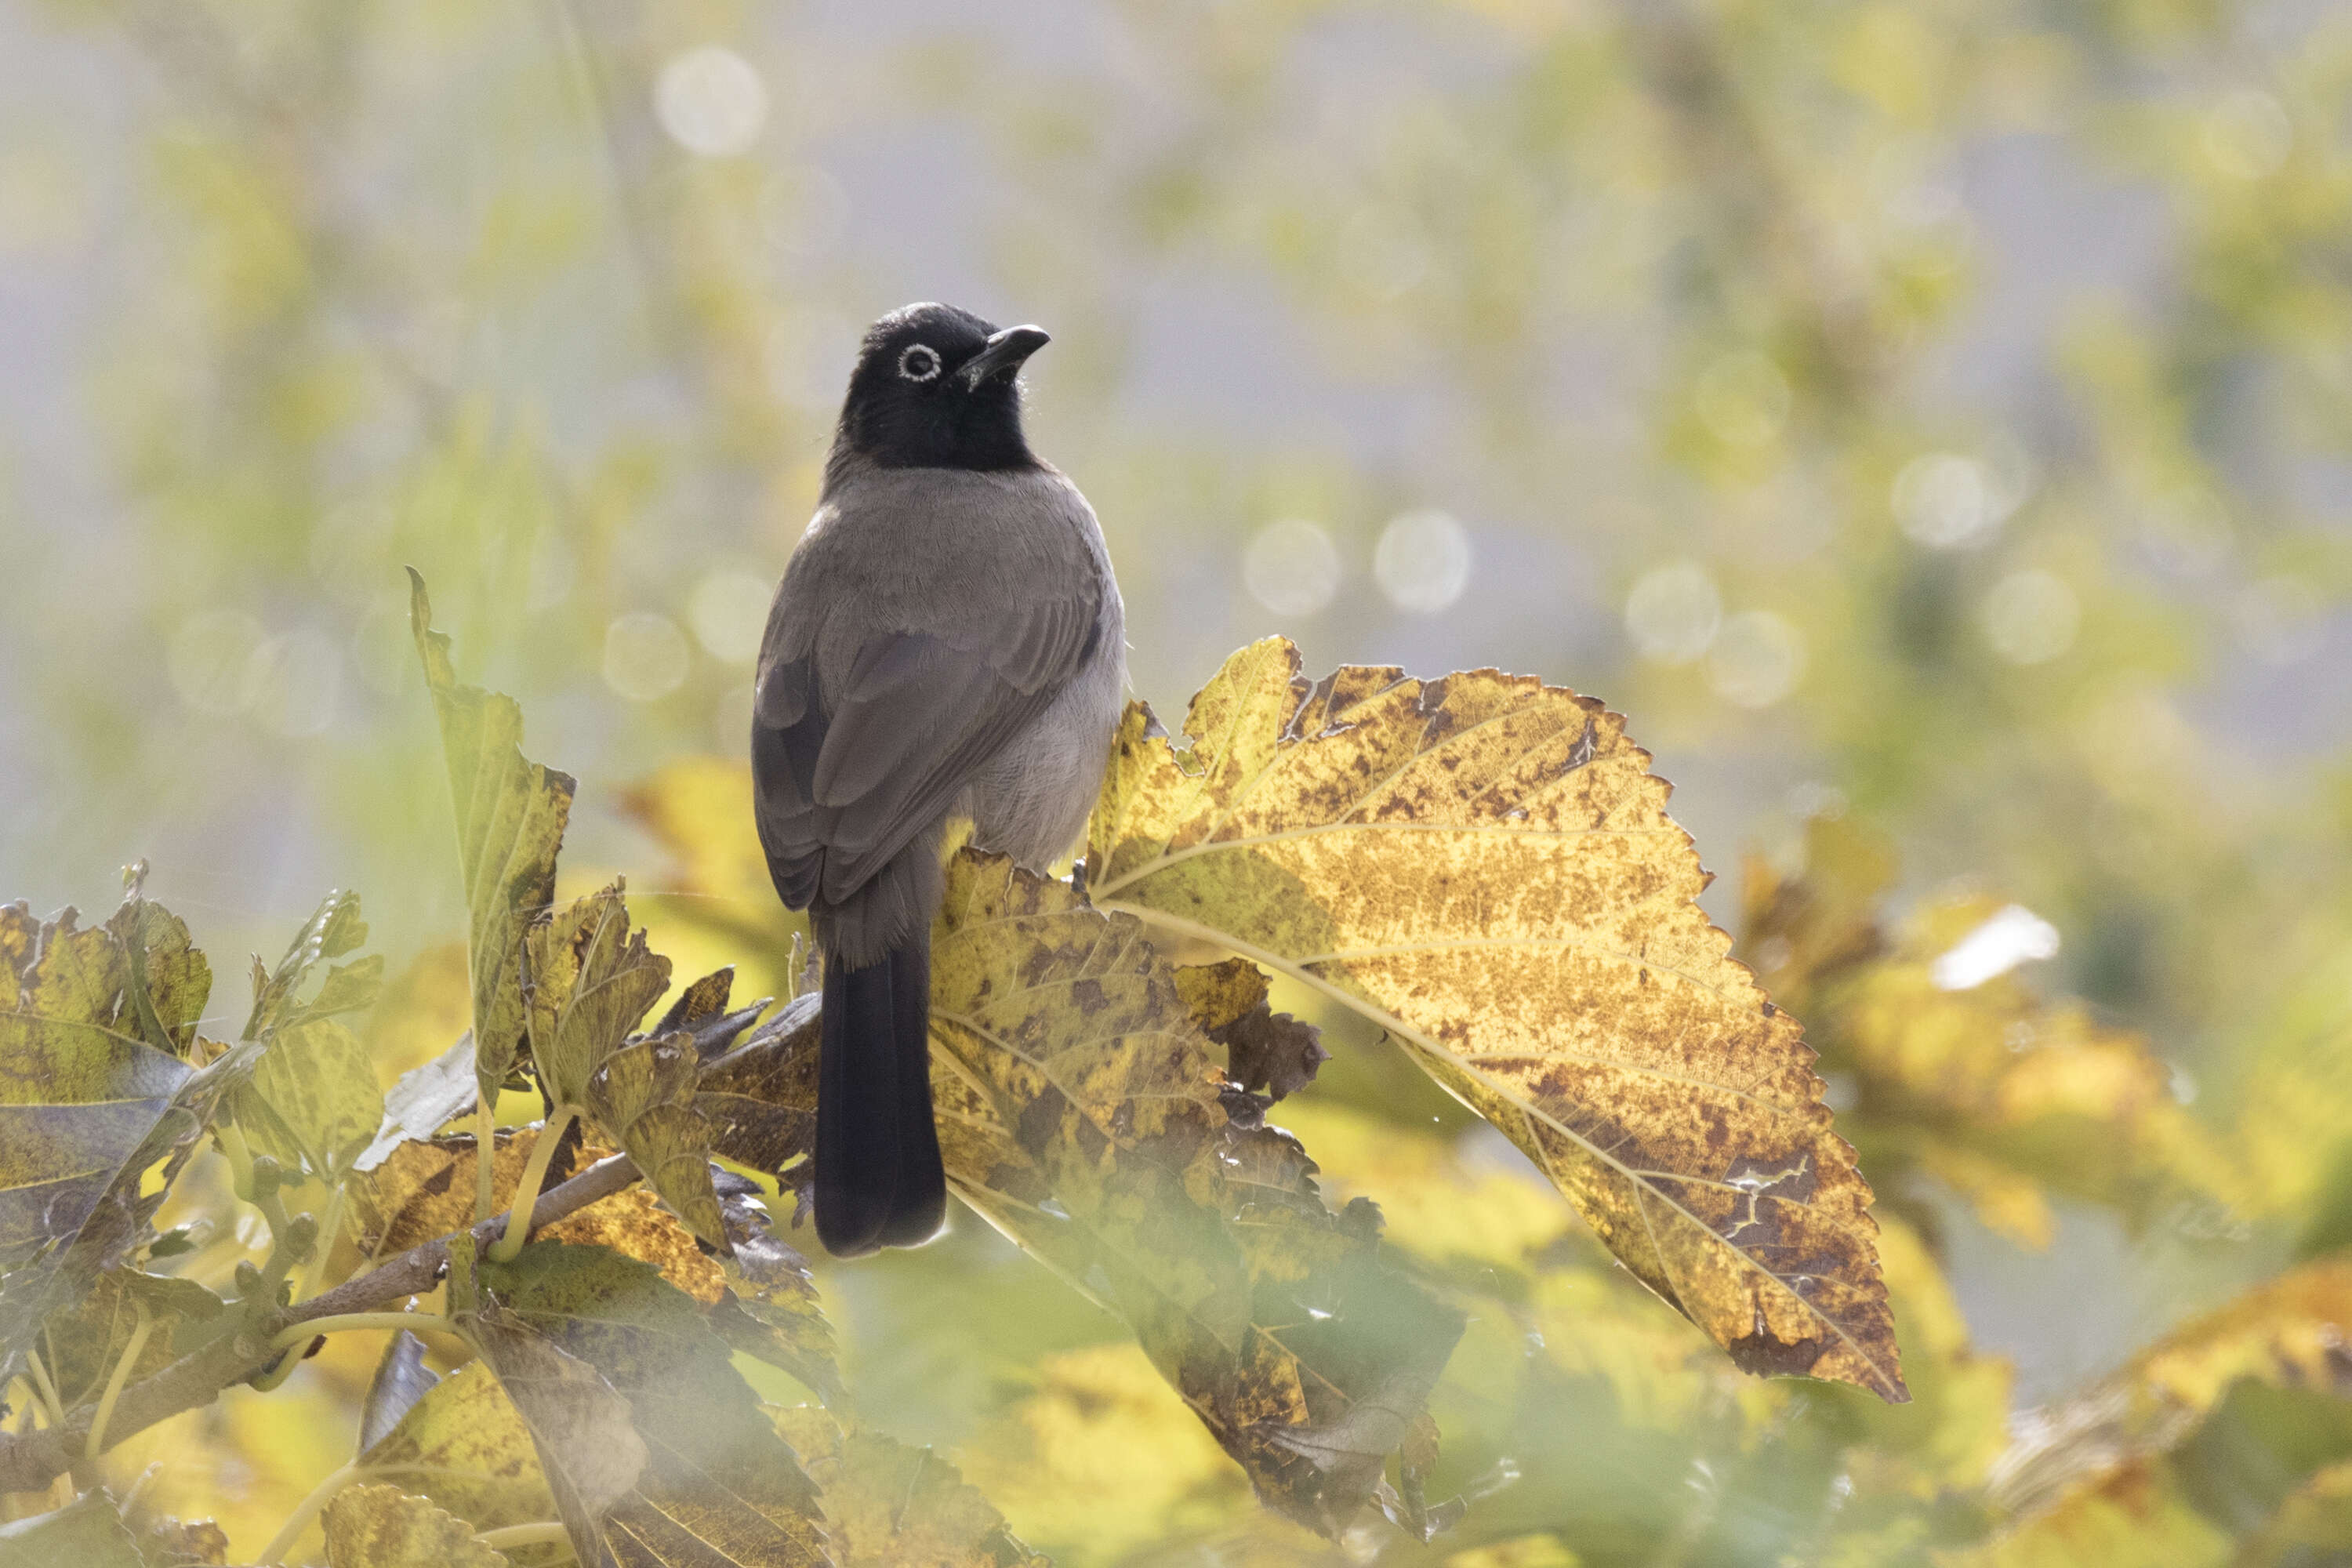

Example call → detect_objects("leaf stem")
20 1348 64 1428
256 1460 360 1566
297 1183 348 1302
217 1120 259 1203
84 1298 153 1462
490 1109 577 1264
475 1521 572 1550
474 1098 498 1221
266 1312 461 1357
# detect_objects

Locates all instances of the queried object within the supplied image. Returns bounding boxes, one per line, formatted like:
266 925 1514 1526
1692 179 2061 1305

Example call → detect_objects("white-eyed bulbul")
752 303 1126 1257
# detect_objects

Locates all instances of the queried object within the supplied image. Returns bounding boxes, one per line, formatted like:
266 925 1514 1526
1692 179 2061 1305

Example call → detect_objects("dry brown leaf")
1174 960 1328 1102
1084 639 1905 1401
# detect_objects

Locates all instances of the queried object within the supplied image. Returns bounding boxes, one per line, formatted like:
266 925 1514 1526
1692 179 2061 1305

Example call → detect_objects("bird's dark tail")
815 941 946 1257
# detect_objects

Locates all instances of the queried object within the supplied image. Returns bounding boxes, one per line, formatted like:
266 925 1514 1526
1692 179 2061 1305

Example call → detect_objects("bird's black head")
829 303 1050 477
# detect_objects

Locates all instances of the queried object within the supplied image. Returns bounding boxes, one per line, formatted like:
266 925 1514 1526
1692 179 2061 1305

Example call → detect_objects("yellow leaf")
1988 1260 2352 1526
771 1407 1044 1567
355 1362 562 1566
954 1344 1265 1563
1085 640 1905 1401
321 1485 510 1568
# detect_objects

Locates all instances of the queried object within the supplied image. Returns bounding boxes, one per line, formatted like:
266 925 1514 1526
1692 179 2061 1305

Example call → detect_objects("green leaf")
408 568 578 1109
774 1407 1045 1567
355 1359 564 1568
104 895 212 1057
0 899 249 1383
0 1490 142 1568
460 1237 826 1567
523 884 672 1109
36 1269 223 1413
358 1033 480 1172
243 889 379 1040
582 1034 726 1250
231 1019 385 1184
1084 641 1907 1403
225 891 388 1185
524 884 728 1253
323 1484 512 1568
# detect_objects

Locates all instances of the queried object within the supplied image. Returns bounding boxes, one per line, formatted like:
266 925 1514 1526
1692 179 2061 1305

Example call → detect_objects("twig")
0 1152 641 1496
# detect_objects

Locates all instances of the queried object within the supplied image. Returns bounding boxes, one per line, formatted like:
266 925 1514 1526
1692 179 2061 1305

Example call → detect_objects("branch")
0 1152 642 1496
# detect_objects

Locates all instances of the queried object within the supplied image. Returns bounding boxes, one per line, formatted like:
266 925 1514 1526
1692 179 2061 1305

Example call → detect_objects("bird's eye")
896 343 942 383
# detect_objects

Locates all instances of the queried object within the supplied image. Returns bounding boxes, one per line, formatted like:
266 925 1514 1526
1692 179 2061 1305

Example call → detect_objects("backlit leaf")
1084 639 1906 1402
772 1407 1045 1567
0 898 248 1383
323 1485 512 1568
928 849 1464 1534
583 1033 728 1252
356 1360 564 1568
231 1018 385 1184
695 996 818 1203
522 883 725 1251
408 568 577 1109
462 1236 826 1566
242 889 379 1041
36 1268 223 1413
1989 1259 2352 1527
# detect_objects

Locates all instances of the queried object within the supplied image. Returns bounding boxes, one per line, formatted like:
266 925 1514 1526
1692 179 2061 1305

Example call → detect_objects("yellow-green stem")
297 1184 348 1301
84 1297 153 1462
266 1312 460 1357
489 1108 577 1265
216 1121 258 1202
256 1461 359 1566
20 1348 63 1428
474 1098 498 1221
476 1521 572 1550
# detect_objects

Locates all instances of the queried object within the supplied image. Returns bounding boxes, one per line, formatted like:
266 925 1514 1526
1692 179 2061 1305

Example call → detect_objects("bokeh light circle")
688 569 773 665
604 612 691 701
1243 519 1341 617
1705 610 1806 708
1980 568 2079 664
655 47 769 158
1373 510 1472 614
1624 562 1722 665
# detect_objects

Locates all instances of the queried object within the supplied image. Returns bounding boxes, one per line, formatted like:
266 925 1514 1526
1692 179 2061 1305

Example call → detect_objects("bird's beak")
960 325 1051 388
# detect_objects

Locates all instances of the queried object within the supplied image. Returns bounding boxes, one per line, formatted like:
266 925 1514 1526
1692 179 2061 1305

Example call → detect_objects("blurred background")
4 1 2352 1563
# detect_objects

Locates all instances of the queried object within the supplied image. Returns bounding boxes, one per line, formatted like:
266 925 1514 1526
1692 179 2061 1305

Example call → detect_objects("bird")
751 303 1127 1258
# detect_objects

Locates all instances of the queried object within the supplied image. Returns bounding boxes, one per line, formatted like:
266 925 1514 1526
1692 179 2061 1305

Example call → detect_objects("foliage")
5 2 2352 1561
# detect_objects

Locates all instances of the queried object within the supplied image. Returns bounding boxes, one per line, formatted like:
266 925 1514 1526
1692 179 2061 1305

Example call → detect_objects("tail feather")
879 939 946 1247
815 944 945 1257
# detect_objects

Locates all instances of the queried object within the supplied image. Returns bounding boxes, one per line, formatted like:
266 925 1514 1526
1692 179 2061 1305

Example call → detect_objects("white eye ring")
897 343 942 383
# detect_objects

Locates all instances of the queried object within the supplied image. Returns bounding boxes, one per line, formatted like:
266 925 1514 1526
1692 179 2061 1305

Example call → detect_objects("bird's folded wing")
753 589 1100 906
